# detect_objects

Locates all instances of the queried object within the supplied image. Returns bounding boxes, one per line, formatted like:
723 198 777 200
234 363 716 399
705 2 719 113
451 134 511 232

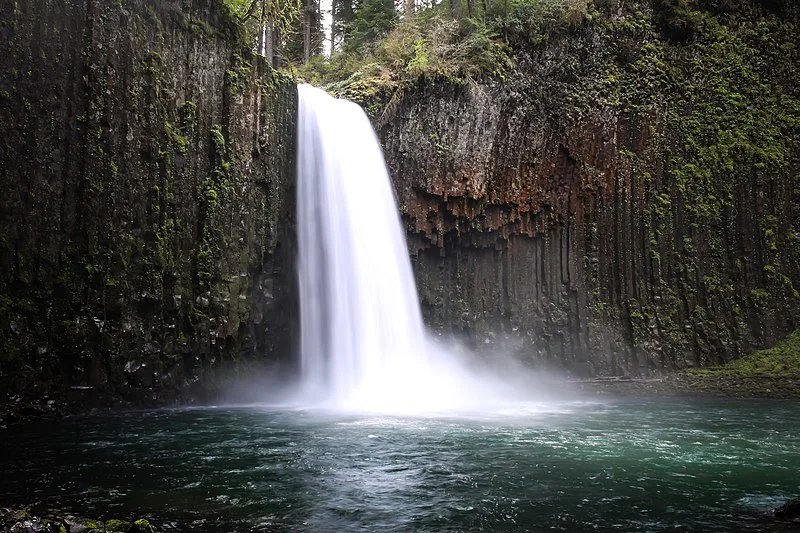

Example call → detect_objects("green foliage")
223 0 252 17
651 0 704 41
406 38 429 74
379 16 511 81
223 0 303 56
491 0 590 41
223 0 301 33
297 57 383 90
345 0 399 53
296 12 513 103
295 0 600 93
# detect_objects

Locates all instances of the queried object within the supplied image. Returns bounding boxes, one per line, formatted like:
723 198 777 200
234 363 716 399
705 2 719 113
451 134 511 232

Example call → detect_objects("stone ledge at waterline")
573 375 800 399
3 495 800 532
1 508 154 533
0 0 298 409
576 327 800 398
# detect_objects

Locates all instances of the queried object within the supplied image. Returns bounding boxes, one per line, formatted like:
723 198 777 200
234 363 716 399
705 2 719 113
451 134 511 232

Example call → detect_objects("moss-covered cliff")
0 0 297 407
369 0 800 377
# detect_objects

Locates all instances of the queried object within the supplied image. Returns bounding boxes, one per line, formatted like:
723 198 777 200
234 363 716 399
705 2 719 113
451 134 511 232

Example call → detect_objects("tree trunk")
502 0 508 35
331 0 338 54
265 23 274 67
449 0 458 19
303 0 313 63
274 26 282 67
340 0 353 49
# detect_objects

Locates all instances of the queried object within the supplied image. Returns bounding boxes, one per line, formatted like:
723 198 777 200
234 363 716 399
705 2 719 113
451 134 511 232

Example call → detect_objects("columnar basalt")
0 0 297 405
377 2 800 377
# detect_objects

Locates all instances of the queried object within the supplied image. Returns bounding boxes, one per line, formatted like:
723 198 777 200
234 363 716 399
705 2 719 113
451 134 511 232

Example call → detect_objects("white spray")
296 84 548 414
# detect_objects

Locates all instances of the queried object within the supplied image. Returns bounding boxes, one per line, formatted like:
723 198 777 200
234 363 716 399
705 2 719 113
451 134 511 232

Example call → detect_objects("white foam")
295 84 561 415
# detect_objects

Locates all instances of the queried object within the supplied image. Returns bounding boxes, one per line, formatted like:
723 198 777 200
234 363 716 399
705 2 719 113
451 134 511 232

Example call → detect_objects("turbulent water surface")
2 399 798 532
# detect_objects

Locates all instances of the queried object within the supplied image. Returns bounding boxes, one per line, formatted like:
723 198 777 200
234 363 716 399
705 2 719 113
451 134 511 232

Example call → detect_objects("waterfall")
295 84 524 413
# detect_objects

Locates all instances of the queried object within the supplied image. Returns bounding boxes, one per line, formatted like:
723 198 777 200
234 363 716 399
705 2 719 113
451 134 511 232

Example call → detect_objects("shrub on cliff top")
293 0 598 93
294 10 513 99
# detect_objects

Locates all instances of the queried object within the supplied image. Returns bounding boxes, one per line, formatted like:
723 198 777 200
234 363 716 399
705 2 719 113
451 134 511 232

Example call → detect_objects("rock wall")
378 1 800 376
0 0 297 405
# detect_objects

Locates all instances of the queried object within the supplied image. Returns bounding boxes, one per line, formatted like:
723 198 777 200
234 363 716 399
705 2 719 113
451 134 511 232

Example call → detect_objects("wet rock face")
378 3 800 377
0 508 154 533
774 496 800 520
0 0 297 404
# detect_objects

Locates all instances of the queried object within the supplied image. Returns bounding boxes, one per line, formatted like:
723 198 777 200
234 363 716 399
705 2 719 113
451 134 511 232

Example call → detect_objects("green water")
1 399 798 532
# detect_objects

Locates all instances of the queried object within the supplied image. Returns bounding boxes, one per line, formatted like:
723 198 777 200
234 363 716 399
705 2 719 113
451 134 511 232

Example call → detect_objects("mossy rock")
105 519 132 532
130 519 155 533
101 518 154 533
2 509 32 523
67 517 104 531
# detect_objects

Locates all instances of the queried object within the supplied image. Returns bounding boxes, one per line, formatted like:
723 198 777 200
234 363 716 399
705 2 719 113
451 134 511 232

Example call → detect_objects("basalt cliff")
2 0 799 408
374 1 800 377
0 0 297 409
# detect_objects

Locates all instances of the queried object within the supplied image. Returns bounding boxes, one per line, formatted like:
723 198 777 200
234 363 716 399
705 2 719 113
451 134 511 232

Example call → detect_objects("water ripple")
1 399 798 532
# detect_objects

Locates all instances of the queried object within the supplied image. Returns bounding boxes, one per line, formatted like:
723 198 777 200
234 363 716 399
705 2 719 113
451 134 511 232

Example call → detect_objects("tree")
332 0 356 52
225 0 303 66
344 0 398 53
303 0 314 62
280 0 324 64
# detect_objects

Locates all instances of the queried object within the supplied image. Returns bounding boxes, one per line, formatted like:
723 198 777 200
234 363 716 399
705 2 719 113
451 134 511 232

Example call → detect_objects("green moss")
569 3 800 366
6 510 32 521
131 519 155 533
142 51 162 74
687 329 800 377
221 0 252 18
189 17 217 37
155 217 176 270
109 159 119 180
105 519 132 533
164 121 188 153
210 124 226 150
179 100 198 128
196 122 235 289
225 56 252 96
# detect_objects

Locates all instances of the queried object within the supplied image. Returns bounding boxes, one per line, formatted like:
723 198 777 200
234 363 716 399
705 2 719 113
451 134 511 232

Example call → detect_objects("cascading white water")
297 83 428 408
296 84 538 413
